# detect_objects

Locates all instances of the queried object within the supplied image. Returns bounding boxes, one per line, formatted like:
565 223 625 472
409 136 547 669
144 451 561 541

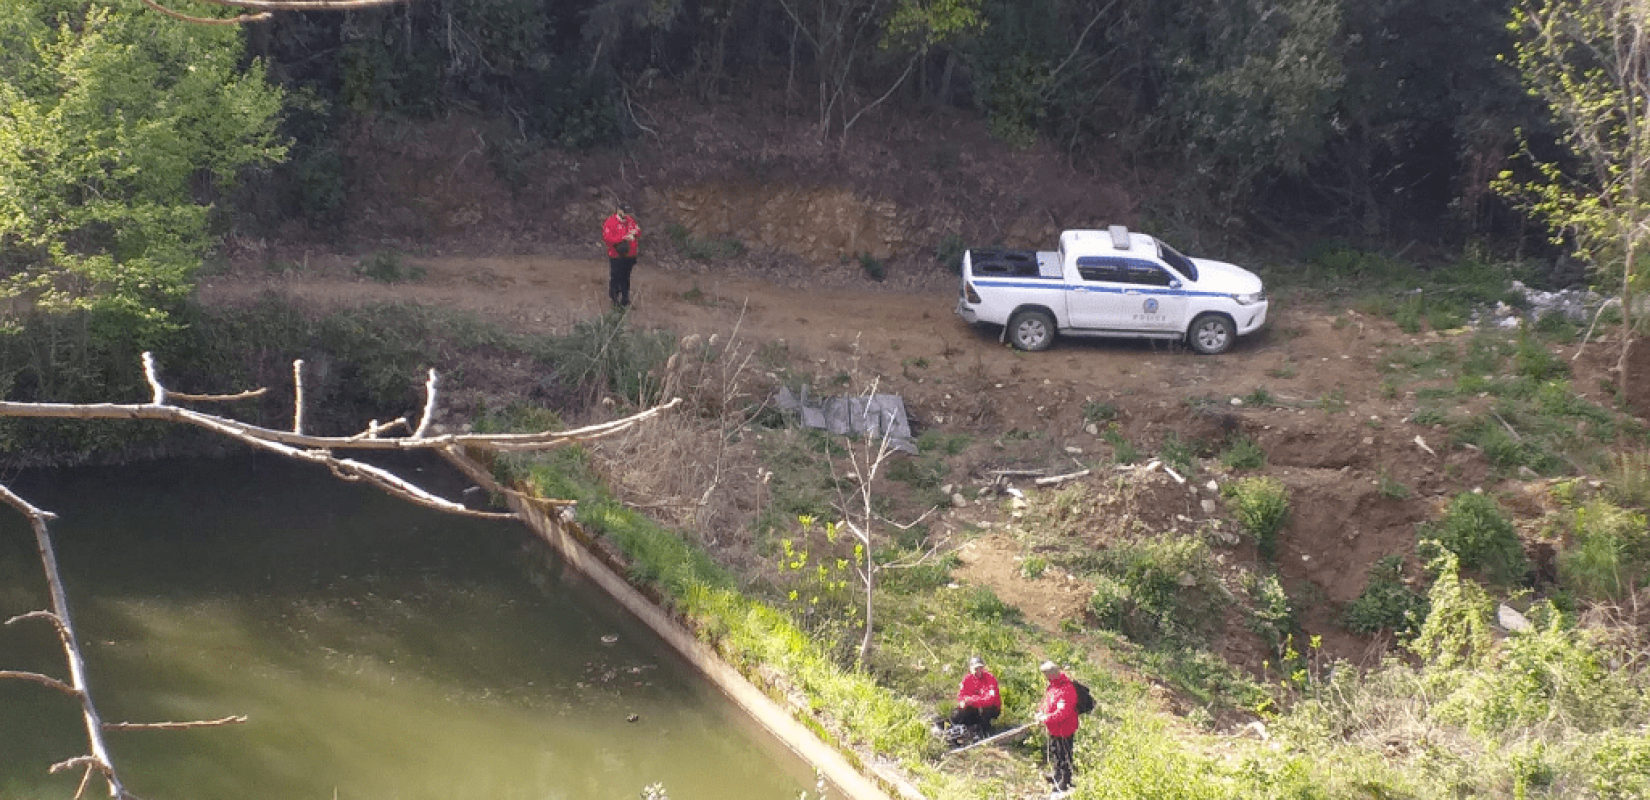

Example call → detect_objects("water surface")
0 455 816 800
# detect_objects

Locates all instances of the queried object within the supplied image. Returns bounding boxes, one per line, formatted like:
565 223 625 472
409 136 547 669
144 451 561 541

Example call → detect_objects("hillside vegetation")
4 1 1650 798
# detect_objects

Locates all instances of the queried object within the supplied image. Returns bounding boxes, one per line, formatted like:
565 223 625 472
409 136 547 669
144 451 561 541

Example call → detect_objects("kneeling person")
949 656 1001 741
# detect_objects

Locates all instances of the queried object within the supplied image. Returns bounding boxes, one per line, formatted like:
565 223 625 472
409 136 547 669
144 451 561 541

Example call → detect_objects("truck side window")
1119 261 1173 287
1075 257 1124 283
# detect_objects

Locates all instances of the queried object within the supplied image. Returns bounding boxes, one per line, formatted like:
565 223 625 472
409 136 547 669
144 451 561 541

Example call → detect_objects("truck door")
1116 260 1187 331
1067 257 1136 330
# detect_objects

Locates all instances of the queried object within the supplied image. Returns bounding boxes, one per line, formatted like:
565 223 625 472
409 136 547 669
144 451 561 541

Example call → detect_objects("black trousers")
949 704 1000 735
608 256 637 308
1046 734 1075 791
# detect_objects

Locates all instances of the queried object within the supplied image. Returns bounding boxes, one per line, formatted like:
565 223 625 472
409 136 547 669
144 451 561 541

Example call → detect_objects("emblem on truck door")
1143 298 1159 314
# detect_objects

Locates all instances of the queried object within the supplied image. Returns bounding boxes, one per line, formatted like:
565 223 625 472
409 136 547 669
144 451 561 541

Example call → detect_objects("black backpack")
1073 679 1096 715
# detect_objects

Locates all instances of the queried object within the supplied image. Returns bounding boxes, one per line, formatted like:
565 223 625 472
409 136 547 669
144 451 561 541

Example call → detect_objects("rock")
1201 498 1217 515
1064 446 1084 455
1498 603 1532 633
1084 423 1099 435
951 493 968 508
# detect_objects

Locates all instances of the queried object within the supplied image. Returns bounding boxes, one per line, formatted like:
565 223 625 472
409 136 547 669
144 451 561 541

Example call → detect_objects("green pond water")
0 455 819 800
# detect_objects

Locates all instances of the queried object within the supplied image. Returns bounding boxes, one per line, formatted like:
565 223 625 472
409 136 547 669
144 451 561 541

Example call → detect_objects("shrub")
1558 499 1650 602
1344 555 1428 635
1417 492 1529 584
857 252 886 281
935 233 966 274
1219 435 1267 470
358 250 424 283
1089 534 1213 642
1225 477 1290 559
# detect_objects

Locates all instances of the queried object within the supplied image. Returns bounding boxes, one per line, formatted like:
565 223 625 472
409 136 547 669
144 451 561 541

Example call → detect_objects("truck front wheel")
1007 310 1056 351
1188 313 1235 355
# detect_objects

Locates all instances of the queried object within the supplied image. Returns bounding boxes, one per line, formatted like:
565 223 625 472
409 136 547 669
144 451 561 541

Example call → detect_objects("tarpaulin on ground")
775 386 916 454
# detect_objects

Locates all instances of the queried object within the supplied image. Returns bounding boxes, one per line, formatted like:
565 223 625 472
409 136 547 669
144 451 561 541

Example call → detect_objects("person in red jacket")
949 656 1001 741
1035 660 1079 794
601 204 642 309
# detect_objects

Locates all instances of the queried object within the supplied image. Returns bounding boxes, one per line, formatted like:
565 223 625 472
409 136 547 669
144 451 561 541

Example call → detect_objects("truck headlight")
1231 292 1265 306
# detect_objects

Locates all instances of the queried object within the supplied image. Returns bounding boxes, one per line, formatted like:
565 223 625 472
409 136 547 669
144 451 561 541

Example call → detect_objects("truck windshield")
1158 242 1199 282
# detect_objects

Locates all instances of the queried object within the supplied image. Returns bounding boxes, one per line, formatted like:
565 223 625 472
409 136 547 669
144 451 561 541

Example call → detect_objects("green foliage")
1103 424 1139 464
357 251 425 283
0 0 284 340
1559 499 1650 603
1158 432 1197 476
1376 467 1412 499
1082 400 1118 424
1419 492 1529 584
1500 0 1650 344
934 233 966 274
544 312 675 406
1409 551 1496 670
857 252 886 282
1219 435 1267 470
665 223 746 261
1088 534 1213 642
1019 554 1047 579
1344 555 1428 636
1605 450 1650 508
1225 477 1290 560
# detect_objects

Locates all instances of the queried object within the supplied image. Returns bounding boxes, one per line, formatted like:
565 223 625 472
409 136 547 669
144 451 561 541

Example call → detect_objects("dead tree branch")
104 716 249 731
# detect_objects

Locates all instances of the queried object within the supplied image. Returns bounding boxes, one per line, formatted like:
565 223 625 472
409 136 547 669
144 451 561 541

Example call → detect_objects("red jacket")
603 213 640 258
957 669 1000 709
1040 673 1079 737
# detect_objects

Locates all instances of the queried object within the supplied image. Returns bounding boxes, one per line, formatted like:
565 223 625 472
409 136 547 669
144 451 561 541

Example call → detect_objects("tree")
776 0 983 144
1499 0 1649 396
0 0 285 348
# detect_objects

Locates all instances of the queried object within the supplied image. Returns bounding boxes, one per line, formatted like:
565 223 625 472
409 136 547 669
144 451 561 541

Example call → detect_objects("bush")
1418 492 1529 584
1344 555 1428 635
935 233 966 274
358 250 425 283
857 252 886 281
1219 435 1266 470
1088 534 1213 642
1559 499 1650 602
1225 477 1290 559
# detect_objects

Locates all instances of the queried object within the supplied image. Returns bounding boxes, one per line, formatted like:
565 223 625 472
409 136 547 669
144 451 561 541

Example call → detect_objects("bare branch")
138 0 267 25
104 716 249 731
292 359 306 435
142 352 166 406
6 608 67 633
167 387 269 403
413 368 438 439
0 670 82 697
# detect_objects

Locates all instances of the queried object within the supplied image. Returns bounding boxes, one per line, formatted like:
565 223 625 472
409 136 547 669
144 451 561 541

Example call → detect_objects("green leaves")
0 0 284 338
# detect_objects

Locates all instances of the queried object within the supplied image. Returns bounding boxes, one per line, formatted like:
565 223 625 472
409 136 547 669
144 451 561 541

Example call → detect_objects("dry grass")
583 324 777 571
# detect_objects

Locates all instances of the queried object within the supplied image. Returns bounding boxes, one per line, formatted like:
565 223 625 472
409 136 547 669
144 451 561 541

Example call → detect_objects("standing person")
602 204 641 309
1035 660 1079 796
949 656 1001 742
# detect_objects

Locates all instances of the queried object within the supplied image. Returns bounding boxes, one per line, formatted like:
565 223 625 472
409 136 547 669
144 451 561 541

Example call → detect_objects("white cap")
1039 660 1058 674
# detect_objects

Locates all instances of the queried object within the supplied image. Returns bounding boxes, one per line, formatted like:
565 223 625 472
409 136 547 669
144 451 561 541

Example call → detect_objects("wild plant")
1225 477 1290 560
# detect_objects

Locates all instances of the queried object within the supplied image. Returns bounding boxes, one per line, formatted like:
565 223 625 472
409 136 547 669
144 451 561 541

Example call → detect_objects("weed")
1083 400 1118 423
1267 362 1298 379
935 233 966 274
358 250 425 283
666 223 746 261
1558 499 1650 602
858 252 886 281
1316 388 1348 414
1159 432 1197 476
963 586 1018 622
1104 424 1139 464
1020 555 1049 579
1344 555 1428 635
1243 386 1275 406
1605 450 1650 508
1417 491 1528 584
1219 435 1267 470
1224 477 1289 560
1376 468 1412 499
1513 329 1568 381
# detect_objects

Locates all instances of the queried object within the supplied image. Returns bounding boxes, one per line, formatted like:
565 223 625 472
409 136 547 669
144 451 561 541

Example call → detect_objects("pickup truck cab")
955 226 1268 354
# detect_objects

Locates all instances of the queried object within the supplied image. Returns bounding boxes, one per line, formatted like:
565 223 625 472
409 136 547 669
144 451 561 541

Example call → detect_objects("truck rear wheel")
1007 310 1056 351
1188 313 1235 355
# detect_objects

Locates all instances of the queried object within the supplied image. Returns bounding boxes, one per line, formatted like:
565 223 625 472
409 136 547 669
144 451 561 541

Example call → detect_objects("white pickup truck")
955 226 1269 354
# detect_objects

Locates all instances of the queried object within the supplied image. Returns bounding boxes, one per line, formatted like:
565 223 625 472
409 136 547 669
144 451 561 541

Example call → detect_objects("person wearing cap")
948 656 1001 741
601 204 642 309
1035 660 1079 794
